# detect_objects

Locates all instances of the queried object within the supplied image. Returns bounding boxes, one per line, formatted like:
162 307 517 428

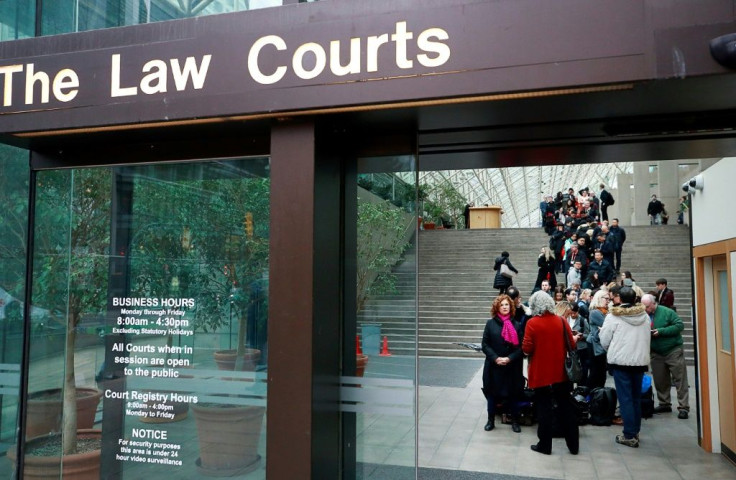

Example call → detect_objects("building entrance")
15 158 270 479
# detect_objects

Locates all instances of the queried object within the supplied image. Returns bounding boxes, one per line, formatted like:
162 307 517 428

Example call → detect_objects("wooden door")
713 255 736 454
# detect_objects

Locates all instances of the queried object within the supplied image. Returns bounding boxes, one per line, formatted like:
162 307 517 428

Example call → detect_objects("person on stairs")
534 246 557 292
493 251 518 295
481 294 525 433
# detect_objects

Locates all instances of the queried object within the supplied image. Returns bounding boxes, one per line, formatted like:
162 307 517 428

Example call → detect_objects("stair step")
358 225 694 361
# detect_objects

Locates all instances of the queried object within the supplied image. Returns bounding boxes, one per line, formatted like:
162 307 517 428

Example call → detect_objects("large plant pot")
26 388 103 439
191 403 265 476
7 429 101 480
214 348 261 371
356 354 369 377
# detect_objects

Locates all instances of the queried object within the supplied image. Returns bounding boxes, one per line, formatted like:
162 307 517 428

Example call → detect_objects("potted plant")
187 178 270 368
355 198 411 377
158 174 269 475
356 199 411 315
10 169 109 478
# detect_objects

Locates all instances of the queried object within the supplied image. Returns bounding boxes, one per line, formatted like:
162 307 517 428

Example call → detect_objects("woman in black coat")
534 246 557 291
493 251 518 294
482 294 525 433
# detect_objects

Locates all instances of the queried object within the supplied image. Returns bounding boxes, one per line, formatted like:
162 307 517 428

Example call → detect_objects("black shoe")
530 444 551 455
653 405 672 414
512 423 521 433
484 419 495 431
678 410 689 419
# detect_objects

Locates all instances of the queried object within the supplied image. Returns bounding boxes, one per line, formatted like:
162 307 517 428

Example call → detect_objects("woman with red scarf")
481 294 525 433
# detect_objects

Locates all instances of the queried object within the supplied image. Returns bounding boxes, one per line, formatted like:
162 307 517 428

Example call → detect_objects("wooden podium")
469 206 502 229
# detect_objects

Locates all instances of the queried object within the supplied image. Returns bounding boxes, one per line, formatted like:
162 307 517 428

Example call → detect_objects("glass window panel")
350 156 417 479
39 0 286 35
719 270 731 353
0 0 35 40
25 158 269 478
0 145 29 478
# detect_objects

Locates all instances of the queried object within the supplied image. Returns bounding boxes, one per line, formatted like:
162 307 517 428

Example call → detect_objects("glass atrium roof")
418 163 633 228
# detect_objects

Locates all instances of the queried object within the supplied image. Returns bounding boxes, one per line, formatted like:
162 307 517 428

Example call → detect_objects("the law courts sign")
0 0 648 134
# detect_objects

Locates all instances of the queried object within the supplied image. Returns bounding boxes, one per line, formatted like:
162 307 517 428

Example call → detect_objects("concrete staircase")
358 225 694 363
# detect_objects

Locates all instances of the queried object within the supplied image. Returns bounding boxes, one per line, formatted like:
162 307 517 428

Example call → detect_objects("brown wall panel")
268 121 315 479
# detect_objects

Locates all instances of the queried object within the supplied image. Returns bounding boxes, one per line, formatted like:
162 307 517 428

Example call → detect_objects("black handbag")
561 316 582 383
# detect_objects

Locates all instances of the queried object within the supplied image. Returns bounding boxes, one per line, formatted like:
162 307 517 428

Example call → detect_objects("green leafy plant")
32 169 111 455
129 170 270 357
419 181 466 228
356 199 411 313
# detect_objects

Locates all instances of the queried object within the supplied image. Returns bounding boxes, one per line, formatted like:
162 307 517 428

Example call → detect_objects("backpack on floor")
572 386 591 425
589 387 617 426
641 374 654 419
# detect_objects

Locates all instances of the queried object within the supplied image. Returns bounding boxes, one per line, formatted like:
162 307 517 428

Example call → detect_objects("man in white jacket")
599 286 651 448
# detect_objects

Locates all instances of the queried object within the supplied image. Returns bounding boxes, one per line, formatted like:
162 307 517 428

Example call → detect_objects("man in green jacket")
641 294 690 419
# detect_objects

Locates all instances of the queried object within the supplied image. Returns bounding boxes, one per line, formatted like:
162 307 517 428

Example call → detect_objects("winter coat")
656 288 675 309
481 317 525 398
599 304 650 370
648 199 664 216
563 249 588 273
566 266 582 287
588 308 607 356
535 255 557 290
588 259 615 284
522 312 576 389
568 315 590 351
650 305 684 356
493 256 518 289
577 300 590 320
608 225 626 251
549 231 566 259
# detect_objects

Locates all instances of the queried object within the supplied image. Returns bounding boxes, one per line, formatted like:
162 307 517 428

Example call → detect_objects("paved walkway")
417 360 736 480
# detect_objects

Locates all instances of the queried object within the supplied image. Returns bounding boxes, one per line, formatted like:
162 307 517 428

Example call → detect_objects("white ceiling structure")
418 163 633 228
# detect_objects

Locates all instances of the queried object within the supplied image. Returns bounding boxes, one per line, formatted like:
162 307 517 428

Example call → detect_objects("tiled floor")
415 361 736 480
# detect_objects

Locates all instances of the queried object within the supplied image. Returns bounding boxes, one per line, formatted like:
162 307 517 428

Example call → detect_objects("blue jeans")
612 369 644 439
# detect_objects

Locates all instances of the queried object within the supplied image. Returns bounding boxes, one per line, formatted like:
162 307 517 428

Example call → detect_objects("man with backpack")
598 287 651 448
599 184 614 222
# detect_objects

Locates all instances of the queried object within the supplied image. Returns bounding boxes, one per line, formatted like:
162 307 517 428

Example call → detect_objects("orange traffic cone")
379 336 392 356
356 334 363 355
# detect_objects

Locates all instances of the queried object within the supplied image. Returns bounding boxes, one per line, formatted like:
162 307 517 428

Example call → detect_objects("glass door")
21 157 270 478
344 155 418 479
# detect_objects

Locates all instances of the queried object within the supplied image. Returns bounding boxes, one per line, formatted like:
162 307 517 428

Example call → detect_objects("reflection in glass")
39 0 284 35
719 270 731 353
349 156 417 478
0 145 29 478
23 158 269 478
0 0 35 40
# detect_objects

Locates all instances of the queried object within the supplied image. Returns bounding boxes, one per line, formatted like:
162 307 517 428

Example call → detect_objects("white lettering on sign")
0 64 79 106
0 20 451 110
248 35 288 85
247 21 451 84
0 65 23 106
111 54 212 98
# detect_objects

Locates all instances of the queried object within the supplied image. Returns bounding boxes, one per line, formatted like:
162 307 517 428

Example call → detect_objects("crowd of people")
538 184 627 293
483 243 689 453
